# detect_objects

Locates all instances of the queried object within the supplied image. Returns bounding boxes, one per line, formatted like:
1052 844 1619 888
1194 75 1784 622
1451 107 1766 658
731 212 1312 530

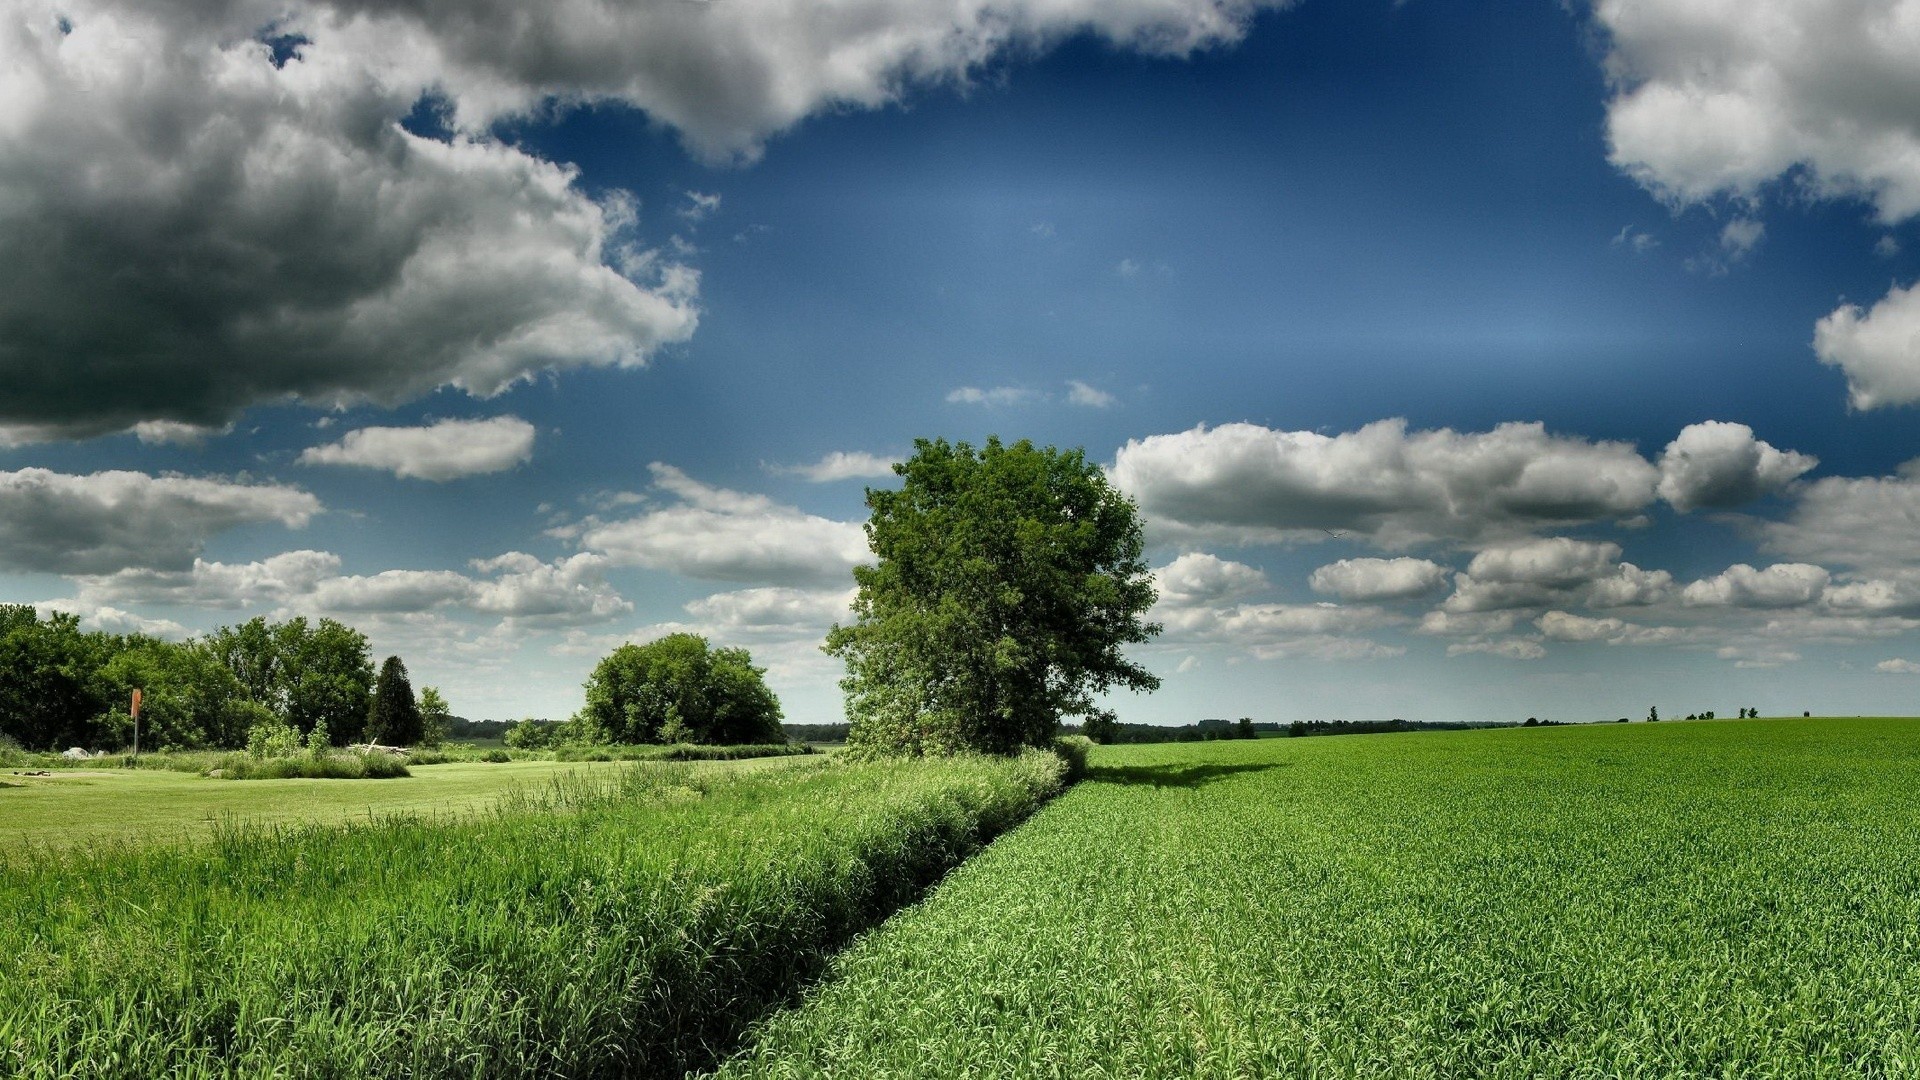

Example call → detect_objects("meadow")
0 750 1070 1077
0 756 806 848
715 718 1920 1078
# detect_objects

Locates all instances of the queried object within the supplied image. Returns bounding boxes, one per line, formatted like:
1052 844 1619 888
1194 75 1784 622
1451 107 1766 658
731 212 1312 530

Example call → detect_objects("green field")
0 757 806 848
0 751 1070 1077
715 718 1920 1077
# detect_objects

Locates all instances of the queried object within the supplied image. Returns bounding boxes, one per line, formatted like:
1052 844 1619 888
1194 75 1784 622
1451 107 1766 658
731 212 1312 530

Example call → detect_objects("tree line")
0 607 444 752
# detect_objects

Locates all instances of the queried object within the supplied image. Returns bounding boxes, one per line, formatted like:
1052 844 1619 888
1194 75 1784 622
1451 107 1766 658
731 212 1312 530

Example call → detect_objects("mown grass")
716 717 1920 1078
0 750 1068 1078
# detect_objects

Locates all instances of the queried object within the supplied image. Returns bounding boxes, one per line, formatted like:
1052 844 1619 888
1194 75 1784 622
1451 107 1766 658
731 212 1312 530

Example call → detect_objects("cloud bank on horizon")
4 0 1920 723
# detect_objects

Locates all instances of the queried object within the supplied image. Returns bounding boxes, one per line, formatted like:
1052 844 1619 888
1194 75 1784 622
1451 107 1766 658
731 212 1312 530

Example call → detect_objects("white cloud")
131 420 233 447
1878 236 1902 259
1682 563 1830 609
1157 600 1399 643
681 191 721 222
1611 224 1659 253
0 468 319 574
771 451 900 483
946 386 1037 407
466 552 631 624
1761 465 1920 572
1585 563 1675 608
579 464 868 586
682 586 856 638
1656 421 1816 511
1308 557 1447 602
1445 638 1546 661
1248 635 1404 662
33 599 193 640
1597 0 1920 223
1067 380 1117 408
76 547 629 626
1687 217 1766 275
1110 419 1659 548
1876 658 1920 674
1535 610 1686 646
1441 538 1628 614
76 550 344 609
298 416 537 480
1116 258 1142 278
1153 553 1269 607
1416 609 1518 637
1814 281 1920 410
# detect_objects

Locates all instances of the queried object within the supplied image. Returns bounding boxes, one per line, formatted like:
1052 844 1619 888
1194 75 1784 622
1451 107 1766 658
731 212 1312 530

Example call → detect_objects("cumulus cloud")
682 586 856 638
1535 610 1686 646
1761 464 1920 572
1153 553 1269 607
33 599 193 639
1814 281 1920 410
1682 563 1830 609
1656 421 1816 511
1445 638 1545 661
76 550 344 609
1416 609 1518 638
1110 419 1658 548
1597 0 1920 223
1157 599 1399 643
946 386 1037 407
0 2 700 441
1876 658 1920 674
77 547 628 625
1440 538 1629 613
771 451 900 483
1687 217 1766 275
0 468 319 574
1067 380 1117 407
298 416 536 480
1585 562 1675 608
578 464 869 586
1308 557 1447 602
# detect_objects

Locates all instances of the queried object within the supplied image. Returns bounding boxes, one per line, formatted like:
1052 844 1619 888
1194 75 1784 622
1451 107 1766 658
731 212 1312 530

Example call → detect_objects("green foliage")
1052 734 1093 781
246 717 303 760
0 752 1065 1076
209 750 411 780
504 718 565 750
826 437 1160 756
578 633 784 745
480 749 512 763
721 719 1920 1077
366 655 423 746
418 686 453 748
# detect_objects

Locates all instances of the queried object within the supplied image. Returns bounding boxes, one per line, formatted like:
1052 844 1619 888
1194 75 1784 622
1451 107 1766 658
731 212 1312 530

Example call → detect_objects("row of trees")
0 608 445 752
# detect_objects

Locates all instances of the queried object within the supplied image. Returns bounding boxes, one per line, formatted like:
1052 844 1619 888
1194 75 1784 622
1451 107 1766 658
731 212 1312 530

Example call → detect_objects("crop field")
716 718 1920 1078
0 757 807 849
0 750 1069 1078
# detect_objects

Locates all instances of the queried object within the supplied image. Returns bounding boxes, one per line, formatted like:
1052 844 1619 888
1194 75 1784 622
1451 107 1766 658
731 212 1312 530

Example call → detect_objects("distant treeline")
1286 719 1510 738
783 723 852 744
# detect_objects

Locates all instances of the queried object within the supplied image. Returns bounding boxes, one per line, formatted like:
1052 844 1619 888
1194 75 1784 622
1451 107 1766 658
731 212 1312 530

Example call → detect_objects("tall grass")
205 751 411 780
717 718 1920 1078
0 750 1066 1078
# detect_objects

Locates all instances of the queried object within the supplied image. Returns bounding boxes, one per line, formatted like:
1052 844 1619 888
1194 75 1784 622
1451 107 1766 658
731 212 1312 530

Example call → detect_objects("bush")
246 718 303 759
1053 735 1094 782
480 749 511 763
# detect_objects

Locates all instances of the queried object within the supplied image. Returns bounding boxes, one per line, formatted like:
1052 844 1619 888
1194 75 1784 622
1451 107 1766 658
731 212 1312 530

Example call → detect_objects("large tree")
826 436 1161 756
577 633 783 745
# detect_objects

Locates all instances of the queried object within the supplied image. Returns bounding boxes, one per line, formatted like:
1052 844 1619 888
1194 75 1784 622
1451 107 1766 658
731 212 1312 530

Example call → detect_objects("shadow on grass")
1087 761 1286 789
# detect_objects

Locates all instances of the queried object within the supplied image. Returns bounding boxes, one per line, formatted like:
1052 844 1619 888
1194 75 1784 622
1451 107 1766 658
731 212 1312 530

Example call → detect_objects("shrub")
480 749 511 763
208 752 410 780
1053 735 1094 782
246 718 303 759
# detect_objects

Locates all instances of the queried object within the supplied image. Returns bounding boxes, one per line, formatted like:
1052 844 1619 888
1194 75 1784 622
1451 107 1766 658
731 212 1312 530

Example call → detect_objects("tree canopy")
825 436 1160 756
0 608 379 752
577 633 784 745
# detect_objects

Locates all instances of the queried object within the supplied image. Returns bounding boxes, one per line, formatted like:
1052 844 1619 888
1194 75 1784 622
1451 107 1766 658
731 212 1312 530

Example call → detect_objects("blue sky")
6 0 1920 725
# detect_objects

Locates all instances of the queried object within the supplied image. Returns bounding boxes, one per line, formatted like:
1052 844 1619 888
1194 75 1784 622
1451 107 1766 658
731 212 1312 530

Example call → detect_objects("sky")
6 0 1920 726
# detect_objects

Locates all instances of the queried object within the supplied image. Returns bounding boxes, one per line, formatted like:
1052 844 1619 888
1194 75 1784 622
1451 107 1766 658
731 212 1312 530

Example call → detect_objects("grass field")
716 718 1920 1078
0 750 1069 1078
0 757 809 848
